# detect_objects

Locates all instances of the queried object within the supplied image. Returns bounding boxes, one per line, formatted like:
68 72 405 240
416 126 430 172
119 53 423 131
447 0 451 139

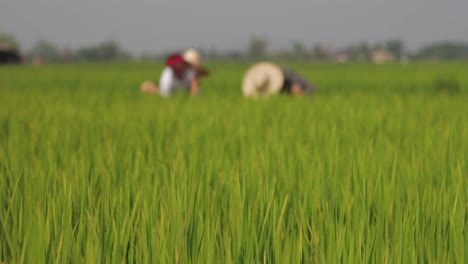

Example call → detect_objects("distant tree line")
414 42 468 60
28 40 131 63
242 37 406 62
3 32 468 64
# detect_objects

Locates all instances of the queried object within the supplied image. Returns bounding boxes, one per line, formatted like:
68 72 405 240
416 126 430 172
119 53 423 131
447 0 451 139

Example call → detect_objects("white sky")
1 0 467 54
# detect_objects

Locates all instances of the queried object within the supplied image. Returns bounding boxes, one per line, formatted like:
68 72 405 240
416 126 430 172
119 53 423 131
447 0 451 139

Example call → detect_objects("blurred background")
1 0 468 64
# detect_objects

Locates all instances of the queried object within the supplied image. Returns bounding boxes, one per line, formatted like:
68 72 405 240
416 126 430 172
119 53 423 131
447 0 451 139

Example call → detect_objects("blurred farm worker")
140 49 209 97
242 62 314 97
160 49 209 96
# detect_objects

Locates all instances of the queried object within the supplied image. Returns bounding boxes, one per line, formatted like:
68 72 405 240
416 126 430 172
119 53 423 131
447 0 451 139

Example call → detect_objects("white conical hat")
183 48 202 68
242 62 284 97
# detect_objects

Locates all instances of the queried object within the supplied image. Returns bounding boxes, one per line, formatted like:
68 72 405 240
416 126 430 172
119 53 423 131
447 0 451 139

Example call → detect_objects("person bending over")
242 62 314 97
140 49 209 97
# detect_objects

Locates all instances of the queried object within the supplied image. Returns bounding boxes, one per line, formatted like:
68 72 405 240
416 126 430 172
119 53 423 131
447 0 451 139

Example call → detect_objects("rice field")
0 62 467 263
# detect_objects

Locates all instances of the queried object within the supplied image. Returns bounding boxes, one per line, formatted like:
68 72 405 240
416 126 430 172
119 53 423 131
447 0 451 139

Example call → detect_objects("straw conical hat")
242 62 284 97
183 48 202 68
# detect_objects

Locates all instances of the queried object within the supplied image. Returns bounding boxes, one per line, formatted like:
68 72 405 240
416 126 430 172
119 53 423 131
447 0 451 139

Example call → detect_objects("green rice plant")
434 76 461 94
0 62 467 263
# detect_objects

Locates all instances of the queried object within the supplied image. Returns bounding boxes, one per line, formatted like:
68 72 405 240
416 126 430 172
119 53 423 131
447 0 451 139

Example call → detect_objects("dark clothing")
0 50 21 64
280 67 314 93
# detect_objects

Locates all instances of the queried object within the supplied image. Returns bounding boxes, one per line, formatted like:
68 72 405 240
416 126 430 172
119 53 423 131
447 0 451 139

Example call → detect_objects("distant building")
0 43 21 64
371 49 395 64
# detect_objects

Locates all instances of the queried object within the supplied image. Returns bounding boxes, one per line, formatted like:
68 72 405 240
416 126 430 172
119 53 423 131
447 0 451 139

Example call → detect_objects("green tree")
0 32 20 50
76 40 130 62
248 36 268 58
385 39 404 59
416 42 468 60
311 44 330 61
373 42 384 50
356 42 371 61
292 41 308 60
30 40 61 62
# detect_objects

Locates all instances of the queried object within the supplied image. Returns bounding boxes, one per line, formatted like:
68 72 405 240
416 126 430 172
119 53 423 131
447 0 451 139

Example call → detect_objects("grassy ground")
0 62 467 263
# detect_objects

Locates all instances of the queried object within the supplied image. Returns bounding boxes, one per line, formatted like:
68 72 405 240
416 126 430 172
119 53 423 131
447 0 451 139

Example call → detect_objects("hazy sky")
1 0 467 54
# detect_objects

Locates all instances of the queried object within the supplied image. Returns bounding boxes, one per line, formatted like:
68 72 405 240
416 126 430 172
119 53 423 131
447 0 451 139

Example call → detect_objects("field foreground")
0 62 467 263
